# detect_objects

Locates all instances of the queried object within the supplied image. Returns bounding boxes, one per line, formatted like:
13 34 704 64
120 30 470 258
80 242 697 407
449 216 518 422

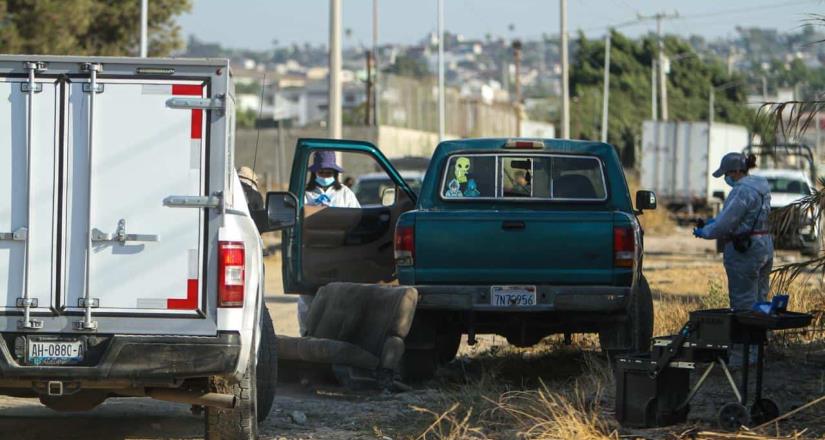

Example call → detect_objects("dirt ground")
1 228 824 439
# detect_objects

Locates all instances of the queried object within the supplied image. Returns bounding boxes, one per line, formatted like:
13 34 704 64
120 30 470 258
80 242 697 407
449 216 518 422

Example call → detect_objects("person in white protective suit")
693 152 773 311
298 151 360 335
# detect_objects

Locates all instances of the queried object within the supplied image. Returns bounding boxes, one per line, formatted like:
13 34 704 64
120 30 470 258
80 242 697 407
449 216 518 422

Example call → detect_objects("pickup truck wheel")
436 329 461 364
204 351 259 440
256 309 278 423
599 275 654 356
401 348 438 382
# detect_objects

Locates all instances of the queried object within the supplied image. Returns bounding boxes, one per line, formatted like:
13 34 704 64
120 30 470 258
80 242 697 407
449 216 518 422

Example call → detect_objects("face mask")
316 176 335 187
724 175 736 187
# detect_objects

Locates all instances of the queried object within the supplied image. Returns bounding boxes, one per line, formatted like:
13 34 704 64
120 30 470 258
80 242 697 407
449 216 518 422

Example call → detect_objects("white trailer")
0 55 291 439
641 120 750 209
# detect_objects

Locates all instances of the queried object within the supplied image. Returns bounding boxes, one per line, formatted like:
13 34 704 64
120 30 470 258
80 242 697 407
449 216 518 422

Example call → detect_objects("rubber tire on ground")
718 402 750 432
400 348 439 382
801 238 821 257
204 350 259 439
599 275 654 357
436 329 461 365
256 309 278 423
749 398 780 425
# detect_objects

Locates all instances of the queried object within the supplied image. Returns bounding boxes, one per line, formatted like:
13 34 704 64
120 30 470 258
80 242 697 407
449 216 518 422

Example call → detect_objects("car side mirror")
636 190 657 211
252 191 298 233
713 190 725 201
381 187 396 207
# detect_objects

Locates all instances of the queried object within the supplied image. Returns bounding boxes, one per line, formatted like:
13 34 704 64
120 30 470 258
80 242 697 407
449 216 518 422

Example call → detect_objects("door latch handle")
0 227 27 241
501 220 525 231
91 219 158 244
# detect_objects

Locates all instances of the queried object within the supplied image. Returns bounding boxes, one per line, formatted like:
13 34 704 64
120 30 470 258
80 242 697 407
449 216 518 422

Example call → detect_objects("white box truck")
640 120 750 211
0 55 293 439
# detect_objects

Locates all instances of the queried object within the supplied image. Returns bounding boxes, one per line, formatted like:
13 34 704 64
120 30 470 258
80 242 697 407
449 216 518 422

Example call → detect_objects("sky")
178 0 824 50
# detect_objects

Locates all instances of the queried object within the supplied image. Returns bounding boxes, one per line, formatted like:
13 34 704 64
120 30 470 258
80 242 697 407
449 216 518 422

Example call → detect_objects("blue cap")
308 151 344 173
712 152 747 178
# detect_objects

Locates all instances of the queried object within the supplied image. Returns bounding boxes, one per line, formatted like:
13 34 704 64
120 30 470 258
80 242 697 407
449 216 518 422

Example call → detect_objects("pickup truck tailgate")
414 210 614 284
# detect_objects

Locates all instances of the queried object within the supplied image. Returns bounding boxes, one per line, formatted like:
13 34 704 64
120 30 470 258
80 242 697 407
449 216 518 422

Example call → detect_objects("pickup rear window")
440 153 607 201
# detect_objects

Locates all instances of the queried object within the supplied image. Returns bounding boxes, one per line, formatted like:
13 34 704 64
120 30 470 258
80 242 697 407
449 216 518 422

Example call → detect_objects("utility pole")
708 87 714 125
560 0 570 139
637 11 678 121
600 31 611 143
365 50 373 126
437 0 446 141
651 59 657 121
372 0 379 126
328 0 342 139
140 0 148 57
657 16 667 121
513 40 523 136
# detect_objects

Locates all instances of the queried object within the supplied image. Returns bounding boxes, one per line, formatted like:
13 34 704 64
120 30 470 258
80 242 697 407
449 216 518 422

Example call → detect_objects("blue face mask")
315 176 335 187
724 175 736 187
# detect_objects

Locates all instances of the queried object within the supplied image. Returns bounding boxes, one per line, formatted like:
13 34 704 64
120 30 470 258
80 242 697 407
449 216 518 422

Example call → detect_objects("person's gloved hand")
693 227 706 238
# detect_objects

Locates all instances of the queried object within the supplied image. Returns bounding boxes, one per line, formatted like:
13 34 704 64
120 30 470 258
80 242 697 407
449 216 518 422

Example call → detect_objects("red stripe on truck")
167 279 199 310
191 109 203 140
172 84 203 96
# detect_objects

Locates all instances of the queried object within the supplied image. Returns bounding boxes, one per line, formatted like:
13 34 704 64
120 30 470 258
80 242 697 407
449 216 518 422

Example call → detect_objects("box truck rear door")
0 75 59 317
63 78 207 316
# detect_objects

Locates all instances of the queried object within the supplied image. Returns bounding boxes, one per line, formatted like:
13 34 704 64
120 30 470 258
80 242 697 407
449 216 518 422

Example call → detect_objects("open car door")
281 139 417 294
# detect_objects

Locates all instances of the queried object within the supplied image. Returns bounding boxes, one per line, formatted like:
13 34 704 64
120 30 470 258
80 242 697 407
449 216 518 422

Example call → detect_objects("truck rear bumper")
415 285 630 312
0 332 241 384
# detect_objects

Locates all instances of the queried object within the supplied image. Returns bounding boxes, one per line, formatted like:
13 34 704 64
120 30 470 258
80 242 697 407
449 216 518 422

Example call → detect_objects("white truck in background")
0 56 292 439
641 120 750 216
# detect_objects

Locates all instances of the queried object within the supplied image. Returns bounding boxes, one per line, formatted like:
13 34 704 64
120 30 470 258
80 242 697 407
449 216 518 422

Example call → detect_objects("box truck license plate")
491 286 537 306
28 340 84 365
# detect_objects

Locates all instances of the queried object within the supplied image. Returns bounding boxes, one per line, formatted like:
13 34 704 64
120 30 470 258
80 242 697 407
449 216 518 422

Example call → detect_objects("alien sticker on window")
445 156 484 198
454 157 470 184
464 179 480 197
445 179 463 197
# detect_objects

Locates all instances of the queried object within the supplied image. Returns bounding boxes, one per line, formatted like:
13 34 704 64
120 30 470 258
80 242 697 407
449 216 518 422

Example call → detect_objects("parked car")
273 138 656 380
751 168 820 256
0 55 287 439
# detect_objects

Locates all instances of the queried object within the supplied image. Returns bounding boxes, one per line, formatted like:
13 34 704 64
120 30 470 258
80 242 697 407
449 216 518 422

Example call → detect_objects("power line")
581 0 819 34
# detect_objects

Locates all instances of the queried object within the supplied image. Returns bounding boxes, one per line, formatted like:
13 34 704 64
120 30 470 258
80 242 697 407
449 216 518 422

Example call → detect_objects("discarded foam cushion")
277 282 418 373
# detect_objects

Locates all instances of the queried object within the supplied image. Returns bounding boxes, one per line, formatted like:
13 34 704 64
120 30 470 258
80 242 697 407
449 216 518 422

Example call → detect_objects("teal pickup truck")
270 138 657 379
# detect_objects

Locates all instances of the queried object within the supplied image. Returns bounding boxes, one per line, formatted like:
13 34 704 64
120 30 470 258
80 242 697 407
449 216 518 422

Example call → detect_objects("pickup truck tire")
801 238 821 257
436 330 462 364
204 350 259 440
401 312 439 381
256 309 278 423
401 348 438 382
599 275 654 356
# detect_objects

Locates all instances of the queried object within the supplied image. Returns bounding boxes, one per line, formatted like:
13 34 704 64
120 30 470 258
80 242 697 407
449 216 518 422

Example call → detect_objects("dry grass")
407 262 825 440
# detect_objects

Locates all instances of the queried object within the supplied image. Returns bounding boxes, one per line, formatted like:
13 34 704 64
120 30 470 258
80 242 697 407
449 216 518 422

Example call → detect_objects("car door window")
305 151 399 208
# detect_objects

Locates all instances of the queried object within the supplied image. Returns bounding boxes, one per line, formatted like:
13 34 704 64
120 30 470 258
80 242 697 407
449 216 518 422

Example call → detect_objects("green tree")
0 0 191 56
570 30 752 165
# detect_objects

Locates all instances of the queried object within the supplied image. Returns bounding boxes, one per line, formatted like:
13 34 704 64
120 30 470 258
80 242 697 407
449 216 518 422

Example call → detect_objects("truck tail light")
613 226 635 268
218 241 245 307
394 225 415 266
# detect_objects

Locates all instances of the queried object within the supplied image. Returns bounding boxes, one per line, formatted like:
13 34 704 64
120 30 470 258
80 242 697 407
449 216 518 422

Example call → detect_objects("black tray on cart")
735 311 813 329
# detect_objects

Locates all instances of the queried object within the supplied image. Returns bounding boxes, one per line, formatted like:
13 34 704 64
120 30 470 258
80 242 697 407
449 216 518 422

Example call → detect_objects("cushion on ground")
280 283 418 372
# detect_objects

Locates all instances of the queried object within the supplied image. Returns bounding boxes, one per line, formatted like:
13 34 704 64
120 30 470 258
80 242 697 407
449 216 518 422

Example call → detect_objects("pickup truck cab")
750 168 820 256
0 55 287 439
276 138 656 379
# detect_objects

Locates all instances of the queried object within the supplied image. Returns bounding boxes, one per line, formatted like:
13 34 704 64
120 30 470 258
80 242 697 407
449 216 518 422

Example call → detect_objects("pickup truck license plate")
491 286 537 306
28 340 84 365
